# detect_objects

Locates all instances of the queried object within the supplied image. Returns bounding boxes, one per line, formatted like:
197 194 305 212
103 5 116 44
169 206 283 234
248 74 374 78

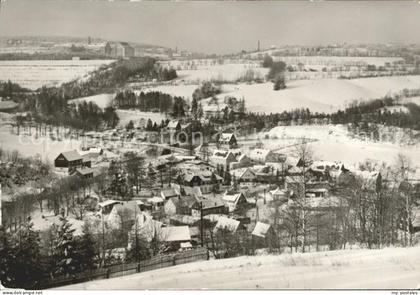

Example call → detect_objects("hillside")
58 246 420 289
145 75 420 114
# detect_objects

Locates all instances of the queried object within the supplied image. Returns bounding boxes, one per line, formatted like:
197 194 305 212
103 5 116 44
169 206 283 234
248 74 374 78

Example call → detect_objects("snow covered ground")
58 246 420 289
140 76 420 114
0 125 82 162
69 93 115 109
218 76 420 114
0 60 114 90
262 125 420 168
116 110 167 127
175 64 268 83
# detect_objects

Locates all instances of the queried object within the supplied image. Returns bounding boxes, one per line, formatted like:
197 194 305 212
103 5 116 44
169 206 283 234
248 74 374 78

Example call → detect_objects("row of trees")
114 90 186 116
58 57 172 100
21 86 119 131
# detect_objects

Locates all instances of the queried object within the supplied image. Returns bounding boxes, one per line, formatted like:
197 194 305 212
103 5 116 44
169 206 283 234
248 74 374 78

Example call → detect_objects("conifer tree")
76 223 98 271
0 226 15 287
55 216 79 276
9 217 44 288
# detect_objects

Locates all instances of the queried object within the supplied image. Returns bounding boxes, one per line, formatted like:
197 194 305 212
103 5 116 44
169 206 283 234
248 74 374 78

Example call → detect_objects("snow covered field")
141 76 420 114
0 125 82 162
218 76 420 114
0 60 114 90
176 64 268 83
59 246 420 289
265 125 420 168
116 109 167 127
69 93 115 109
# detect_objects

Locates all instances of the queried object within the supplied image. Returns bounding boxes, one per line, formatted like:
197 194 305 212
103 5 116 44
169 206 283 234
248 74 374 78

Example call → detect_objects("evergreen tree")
55 216 79 276
76 223 98 271
197 102 204 119
191 97 198 119
9 217 44 288
0 226 15 287
145 119 153 131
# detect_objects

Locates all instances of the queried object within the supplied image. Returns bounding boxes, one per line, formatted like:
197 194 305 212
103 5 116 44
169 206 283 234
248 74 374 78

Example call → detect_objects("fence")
36 247 209 289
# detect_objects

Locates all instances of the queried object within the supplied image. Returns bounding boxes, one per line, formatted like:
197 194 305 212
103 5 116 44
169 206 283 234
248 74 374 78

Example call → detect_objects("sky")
1 0 420 54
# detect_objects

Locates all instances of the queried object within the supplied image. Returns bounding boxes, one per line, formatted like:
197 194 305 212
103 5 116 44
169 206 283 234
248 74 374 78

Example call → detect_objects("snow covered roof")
252 222 272 238
98 200 122 208
183 186 203 198
212 150 233 159
269 187 287 197
214 216 240 233
59 150 82 161
198 196 226 209
249 149 271 158
161 226 191 242
167 120 180 129
223 192 244 204
149 196 165 204
219 133 235 143
203 214 227 223
161 188 179 199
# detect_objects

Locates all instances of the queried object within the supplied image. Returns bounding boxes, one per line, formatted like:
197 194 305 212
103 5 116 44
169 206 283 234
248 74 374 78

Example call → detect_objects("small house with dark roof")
191 195 228 217
54 150 83 169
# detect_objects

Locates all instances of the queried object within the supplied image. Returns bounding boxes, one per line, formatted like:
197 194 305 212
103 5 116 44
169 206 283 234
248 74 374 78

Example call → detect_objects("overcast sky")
1 0 420 54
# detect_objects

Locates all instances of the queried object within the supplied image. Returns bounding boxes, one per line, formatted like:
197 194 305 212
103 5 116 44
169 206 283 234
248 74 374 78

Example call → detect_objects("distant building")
104 42 135 58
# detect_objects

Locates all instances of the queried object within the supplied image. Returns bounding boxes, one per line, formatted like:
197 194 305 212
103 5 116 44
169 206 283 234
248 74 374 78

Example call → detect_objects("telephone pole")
200 202 204 247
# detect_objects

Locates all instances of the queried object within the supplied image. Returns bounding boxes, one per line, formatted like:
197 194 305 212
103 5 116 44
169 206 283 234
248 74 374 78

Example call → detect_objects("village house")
169 214 200 226
249 148 278 164
164 194 197 216
191 196 228 217
70 167 94 180
209 150 237 171
160 188 180 200
177 171 223 194
98 200 123 215
54 150 83 171
268 187 288 202
230 153 253 170
230 167 257 185
160 226 192 250
106 201 142 230
213 216 240 233
222 191 248 213
252 221 276 239
128 211 163 243
218 133 238 148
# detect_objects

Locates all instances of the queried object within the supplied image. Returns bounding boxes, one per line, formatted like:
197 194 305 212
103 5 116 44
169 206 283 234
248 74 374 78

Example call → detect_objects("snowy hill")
58 246 420 289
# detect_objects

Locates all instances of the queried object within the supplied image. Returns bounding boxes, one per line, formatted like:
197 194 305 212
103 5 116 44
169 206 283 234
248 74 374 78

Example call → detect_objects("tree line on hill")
114 90 185 117
330 94 420 130
58 57 176 100
20 86 119 131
